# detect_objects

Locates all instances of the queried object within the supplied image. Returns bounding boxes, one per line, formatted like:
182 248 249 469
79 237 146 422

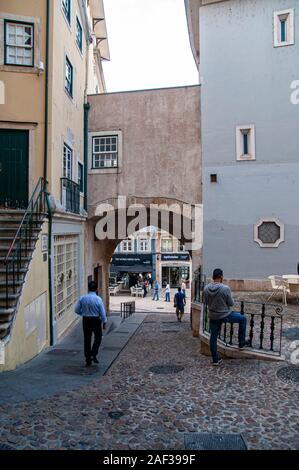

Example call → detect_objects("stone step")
0 293 19 300
0 307 14 317
0 256 31 262
0 280 23 287
0 268 27 274
0 210 25 215
0 235 39 240
0 321 11 330
0 244 36 252
0 227 40 233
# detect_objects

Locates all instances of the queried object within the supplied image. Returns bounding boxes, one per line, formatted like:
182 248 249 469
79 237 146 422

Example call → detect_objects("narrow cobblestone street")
0 311 298 450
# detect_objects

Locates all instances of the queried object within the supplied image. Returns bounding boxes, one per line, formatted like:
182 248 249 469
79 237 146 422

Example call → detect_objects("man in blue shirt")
174 287 186 322
152 280 160 301
75 281 107 367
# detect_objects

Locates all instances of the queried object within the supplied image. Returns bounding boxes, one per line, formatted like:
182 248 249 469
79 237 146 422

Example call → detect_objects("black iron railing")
61 178 80 214
4 177 47 308
194 268 206 303
121 301 135 320
203 300 284 356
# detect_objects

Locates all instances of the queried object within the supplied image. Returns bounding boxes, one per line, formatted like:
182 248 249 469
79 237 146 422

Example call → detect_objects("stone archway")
85 196 202 312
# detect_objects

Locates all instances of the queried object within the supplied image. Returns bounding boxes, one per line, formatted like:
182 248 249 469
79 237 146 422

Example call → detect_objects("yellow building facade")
0 0 109 371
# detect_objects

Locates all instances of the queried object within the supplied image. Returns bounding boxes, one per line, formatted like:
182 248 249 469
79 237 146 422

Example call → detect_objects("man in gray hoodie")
204 268 250 366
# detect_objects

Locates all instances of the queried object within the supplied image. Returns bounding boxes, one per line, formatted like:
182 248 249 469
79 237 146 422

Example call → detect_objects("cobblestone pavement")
0 312 298 450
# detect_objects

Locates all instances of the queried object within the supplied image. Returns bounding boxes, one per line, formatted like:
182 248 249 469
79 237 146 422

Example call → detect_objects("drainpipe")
44 0 54 345
46 193 54 345
43 0 50 189
82 0 92 212
84 103 90 212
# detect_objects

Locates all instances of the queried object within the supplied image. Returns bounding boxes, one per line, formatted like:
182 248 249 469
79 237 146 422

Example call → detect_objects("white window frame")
63 143 73 180
89 131 122 174
121 239 133 253
76 16 83 54
274 9 295 47
138 238 150 253
161 237 173 253
92 135 118 169
65 55 73 98
62 0 71 26
5 21 34 67
236 125 256 161
254 218 284 248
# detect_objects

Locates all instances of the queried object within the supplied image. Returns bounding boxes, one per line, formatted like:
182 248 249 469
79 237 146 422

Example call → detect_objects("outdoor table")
282 275 299 284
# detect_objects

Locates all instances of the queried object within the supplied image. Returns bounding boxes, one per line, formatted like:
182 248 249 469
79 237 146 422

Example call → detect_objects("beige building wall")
0 1 110 370
47 2 108 342
0 224 49 372
88 86 201 212
49 2 86 202
0 1 49 371
0 0 46 194
48 1 105 203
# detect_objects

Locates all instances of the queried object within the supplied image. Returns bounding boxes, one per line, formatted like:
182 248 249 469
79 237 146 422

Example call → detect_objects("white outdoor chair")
267 275 290 306
130 287 136 297
109 286 118 296
288 282 299 303
136 287 144 297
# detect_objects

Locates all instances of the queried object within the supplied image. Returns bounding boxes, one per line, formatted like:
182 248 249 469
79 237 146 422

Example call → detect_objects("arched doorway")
85 197 202 312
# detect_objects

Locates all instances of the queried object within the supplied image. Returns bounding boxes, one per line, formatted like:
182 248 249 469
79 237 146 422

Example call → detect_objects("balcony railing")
61 178 80 214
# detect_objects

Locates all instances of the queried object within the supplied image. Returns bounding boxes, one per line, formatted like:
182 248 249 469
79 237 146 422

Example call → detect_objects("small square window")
210 174 217 183
274 9 295 47
92 135 118 169
121 239 133 252
236 125 256 161
4 21 34 67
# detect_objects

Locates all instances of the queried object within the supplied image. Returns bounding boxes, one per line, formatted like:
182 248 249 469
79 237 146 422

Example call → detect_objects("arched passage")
85 197 202 312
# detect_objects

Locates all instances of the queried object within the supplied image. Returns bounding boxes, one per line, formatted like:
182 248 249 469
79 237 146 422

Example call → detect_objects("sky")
102 0 199 92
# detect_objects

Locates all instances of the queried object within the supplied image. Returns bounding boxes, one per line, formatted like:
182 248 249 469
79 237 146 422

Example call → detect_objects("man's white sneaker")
212 359 223 366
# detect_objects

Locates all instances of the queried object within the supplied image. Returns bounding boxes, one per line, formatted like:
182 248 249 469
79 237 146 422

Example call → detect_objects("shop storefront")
160 253 191 288
110 254 153 288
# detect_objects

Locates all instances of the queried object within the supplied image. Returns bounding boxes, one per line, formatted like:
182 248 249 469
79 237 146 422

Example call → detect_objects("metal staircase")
0 178 47 340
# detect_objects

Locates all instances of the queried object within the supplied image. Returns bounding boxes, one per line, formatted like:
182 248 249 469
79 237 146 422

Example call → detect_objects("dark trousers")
210 312 247 363
83 316 102 362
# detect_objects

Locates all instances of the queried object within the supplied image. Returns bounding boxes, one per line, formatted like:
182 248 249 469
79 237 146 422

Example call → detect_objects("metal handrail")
4 177 45 263
202 300 284 356
192 270 284 356
4 177 47 309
